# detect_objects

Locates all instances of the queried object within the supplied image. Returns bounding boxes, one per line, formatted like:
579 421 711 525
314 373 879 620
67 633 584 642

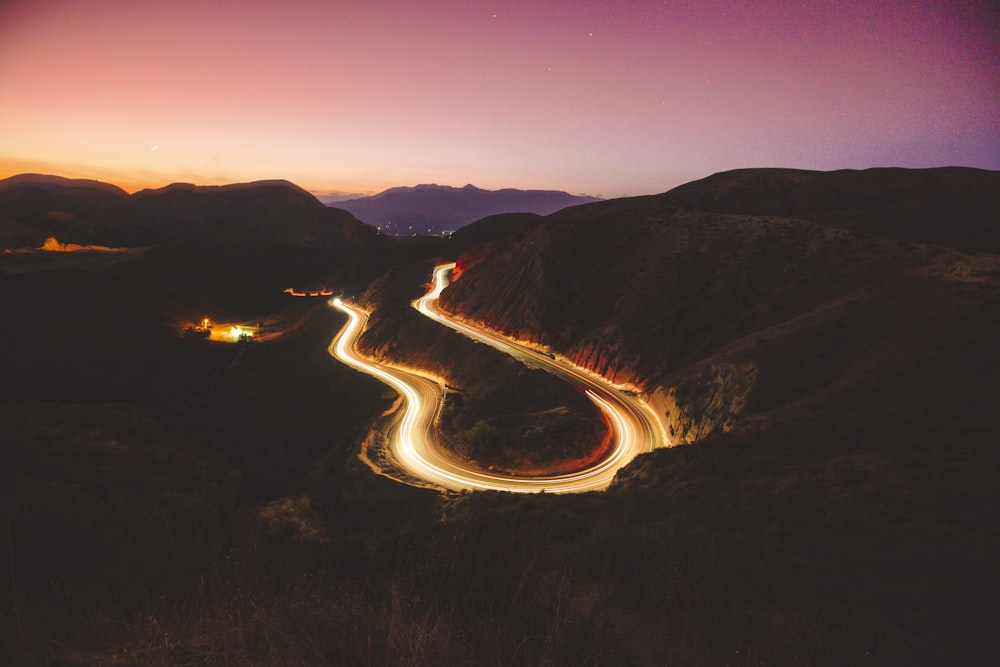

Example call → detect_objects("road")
329 263 667 493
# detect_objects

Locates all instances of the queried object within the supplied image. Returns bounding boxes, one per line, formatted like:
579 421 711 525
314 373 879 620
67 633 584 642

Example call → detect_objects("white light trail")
328 264 669 494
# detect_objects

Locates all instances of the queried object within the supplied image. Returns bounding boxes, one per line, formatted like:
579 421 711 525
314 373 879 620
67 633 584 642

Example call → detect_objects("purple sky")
1 0 997 197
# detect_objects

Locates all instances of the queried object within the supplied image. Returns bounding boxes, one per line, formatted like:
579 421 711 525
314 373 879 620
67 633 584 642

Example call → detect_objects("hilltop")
664 166 1000 253
0 174 379 249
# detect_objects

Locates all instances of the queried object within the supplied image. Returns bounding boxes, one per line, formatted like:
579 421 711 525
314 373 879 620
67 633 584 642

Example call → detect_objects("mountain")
331 183 601 236
432 167 999 659
664 166 1000 253
0 172 130 196
0 173 385 315
442 167 1000 443
0 174 134 247
0 174 381 249
4 166 1000 664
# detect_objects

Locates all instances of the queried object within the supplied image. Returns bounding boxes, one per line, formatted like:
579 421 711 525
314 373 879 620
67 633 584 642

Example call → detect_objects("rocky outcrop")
565 339 644 387
665 166 1000 254
651 362 758 444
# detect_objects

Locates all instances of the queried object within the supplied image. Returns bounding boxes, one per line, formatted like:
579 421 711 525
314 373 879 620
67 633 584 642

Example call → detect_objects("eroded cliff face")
442 244 556 346
650 362 758 444
565 339 643 387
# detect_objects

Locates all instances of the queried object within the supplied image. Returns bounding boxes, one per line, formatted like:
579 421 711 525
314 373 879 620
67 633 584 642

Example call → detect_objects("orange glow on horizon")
2 1 996 198
39 237 127 253
0 156 383 199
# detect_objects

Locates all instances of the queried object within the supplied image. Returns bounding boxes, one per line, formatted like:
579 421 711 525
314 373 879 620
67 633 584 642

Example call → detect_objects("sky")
1 0 997 198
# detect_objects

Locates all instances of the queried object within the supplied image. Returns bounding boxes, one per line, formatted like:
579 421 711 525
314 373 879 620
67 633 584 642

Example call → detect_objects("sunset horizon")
2 0 996 199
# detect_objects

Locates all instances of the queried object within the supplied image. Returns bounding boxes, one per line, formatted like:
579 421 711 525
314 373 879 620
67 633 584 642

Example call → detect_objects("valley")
1 167 998 665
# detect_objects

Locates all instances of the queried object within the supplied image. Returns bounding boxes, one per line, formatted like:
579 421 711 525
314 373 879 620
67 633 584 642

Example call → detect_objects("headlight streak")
328 264 669 494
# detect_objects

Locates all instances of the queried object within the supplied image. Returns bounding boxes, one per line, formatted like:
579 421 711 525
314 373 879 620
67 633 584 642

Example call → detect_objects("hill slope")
442 169 1000 446
665 166 1000 253
0 175 381 249
3 167 999 664
430 167 1000 661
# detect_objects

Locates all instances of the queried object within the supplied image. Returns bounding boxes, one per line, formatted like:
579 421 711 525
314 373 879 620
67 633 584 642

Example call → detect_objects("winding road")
329 263 668 493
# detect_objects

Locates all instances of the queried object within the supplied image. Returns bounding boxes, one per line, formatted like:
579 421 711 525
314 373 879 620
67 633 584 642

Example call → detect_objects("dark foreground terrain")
1 168 998 665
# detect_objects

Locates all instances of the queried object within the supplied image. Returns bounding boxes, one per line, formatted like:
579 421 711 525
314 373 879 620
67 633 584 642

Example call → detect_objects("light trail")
328 264 668 493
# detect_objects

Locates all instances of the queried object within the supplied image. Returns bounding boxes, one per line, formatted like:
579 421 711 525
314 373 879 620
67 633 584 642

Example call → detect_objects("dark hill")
435 167 1000 659
4 167 998 665
450 211 543 249
132 179 315 199
125 180 370 247
0 172 129 196
0 174 382 250
0 174 386 316
332 183 601 237
665 166 1000 253
0 175 133 246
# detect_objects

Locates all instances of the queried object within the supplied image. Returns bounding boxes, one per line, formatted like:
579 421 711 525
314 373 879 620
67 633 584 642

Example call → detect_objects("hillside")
0 174 380 248
332 183 600 236
665 166 1000 253
3 167 998 665
431 167 1000 661
442 168 1000 445
0 174 386 315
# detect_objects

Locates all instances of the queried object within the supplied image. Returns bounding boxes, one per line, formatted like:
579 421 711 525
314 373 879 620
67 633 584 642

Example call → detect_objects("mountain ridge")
0 172 130 196
0 173 375 248
330 183 602 236
664 166 1000 253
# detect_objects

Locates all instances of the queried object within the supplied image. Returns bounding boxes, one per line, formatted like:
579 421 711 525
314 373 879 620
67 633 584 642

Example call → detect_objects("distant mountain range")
328 184 601 237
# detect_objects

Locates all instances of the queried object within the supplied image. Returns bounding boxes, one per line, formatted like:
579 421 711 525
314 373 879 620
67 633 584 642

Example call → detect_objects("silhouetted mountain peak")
0 173 377 249
332 183 602 237
0 173 128 197
132 179 318 202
